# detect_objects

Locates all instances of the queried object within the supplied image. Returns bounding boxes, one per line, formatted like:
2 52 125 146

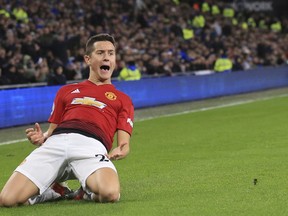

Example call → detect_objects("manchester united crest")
105 92 117 100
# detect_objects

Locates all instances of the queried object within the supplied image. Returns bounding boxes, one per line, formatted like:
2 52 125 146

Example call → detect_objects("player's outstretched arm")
25 123 57 146
108 130 130 161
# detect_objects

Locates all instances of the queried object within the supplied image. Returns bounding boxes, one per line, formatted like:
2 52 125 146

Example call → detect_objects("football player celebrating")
0 34 134 207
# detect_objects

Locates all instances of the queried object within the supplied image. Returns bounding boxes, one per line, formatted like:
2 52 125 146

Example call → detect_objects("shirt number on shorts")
95 154 109 162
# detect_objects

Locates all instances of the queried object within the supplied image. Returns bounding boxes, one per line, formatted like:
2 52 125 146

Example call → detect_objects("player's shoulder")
113 88 133 103
58 80 86 92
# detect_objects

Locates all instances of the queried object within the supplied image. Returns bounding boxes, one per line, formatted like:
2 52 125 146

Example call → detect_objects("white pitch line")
1 93 287 146
0 138 27 146
136 93 288 122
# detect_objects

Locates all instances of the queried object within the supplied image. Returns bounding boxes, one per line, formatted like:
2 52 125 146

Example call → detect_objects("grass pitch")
0 95 288 216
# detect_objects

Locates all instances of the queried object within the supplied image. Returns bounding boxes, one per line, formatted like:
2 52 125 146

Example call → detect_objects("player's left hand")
108 143 129 161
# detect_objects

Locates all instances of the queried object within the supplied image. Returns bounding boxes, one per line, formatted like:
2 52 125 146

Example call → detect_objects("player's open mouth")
100 65 110 71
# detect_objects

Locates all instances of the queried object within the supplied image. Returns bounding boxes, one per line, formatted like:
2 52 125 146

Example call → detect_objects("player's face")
85 41 116 83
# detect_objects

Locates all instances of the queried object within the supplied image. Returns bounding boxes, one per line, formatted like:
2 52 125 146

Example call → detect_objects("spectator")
232 56 244 71
50 33 69 65
118 61 141 81
163 60 183 75
35 58 49 82
213 51 233 73
21 33 41 63
0 47 8 71
47 64 67 86
145 57 166 77
0 6 10 19
12 5 29 23
22 55 37 82
0 68 9 85
4 64 27 84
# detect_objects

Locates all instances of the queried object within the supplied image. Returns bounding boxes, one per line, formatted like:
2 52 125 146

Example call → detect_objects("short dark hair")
85 33 116 55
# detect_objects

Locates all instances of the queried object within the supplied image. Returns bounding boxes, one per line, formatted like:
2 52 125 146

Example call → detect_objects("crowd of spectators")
0 0 287 85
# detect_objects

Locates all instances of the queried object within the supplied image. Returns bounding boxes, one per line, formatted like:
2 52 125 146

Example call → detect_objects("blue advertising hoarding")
0 66 287 128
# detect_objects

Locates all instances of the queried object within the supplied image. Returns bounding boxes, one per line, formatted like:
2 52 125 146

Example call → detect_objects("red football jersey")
48 80 134 151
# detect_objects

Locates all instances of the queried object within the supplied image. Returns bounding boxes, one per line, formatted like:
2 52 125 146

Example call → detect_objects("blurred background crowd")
0 0 287 86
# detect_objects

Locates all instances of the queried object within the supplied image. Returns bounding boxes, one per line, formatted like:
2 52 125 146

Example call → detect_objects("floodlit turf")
0 95 288 215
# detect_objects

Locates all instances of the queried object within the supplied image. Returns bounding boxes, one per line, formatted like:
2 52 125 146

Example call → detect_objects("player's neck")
88 77 111 85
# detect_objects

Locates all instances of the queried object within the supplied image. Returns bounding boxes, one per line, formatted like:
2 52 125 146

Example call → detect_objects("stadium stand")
0 0 287 87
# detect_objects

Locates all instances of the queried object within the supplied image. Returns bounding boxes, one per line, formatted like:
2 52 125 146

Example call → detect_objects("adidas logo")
71 89 80 94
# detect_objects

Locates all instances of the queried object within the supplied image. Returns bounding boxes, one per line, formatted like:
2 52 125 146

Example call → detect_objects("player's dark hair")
85 34 116 55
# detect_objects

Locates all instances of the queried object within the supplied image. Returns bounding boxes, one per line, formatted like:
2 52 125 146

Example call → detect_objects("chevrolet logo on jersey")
71 97 107 109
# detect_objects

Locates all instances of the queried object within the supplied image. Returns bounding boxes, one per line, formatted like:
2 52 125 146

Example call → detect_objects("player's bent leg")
0 172 38 207
86 167 120 203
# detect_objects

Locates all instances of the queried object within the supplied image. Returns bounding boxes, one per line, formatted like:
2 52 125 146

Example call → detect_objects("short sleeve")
48 87 66 124
117 96 134 135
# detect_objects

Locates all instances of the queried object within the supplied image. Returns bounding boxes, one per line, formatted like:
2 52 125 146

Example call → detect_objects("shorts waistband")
51 127 108 151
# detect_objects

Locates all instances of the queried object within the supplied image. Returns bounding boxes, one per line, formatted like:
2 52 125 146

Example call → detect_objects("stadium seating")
0 0 287 87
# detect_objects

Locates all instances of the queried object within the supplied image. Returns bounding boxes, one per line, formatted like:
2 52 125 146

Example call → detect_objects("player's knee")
99 188 120 203
0 192 19 207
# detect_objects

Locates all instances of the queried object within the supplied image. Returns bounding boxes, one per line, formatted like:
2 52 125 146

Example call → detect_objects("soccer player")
0 33 134 207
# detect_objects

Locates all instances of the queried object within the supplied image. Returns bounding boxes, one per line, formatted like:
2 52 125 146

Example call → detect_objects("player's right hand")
25 123 45 146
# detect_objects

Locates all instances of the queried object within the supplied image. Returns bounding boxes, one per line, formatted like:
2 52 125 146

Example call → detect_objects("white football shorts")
15 133 117 194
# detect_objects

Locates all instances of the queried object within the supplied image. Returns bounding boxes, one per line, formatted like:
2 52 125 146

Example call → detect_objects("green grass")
1 96 288 215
